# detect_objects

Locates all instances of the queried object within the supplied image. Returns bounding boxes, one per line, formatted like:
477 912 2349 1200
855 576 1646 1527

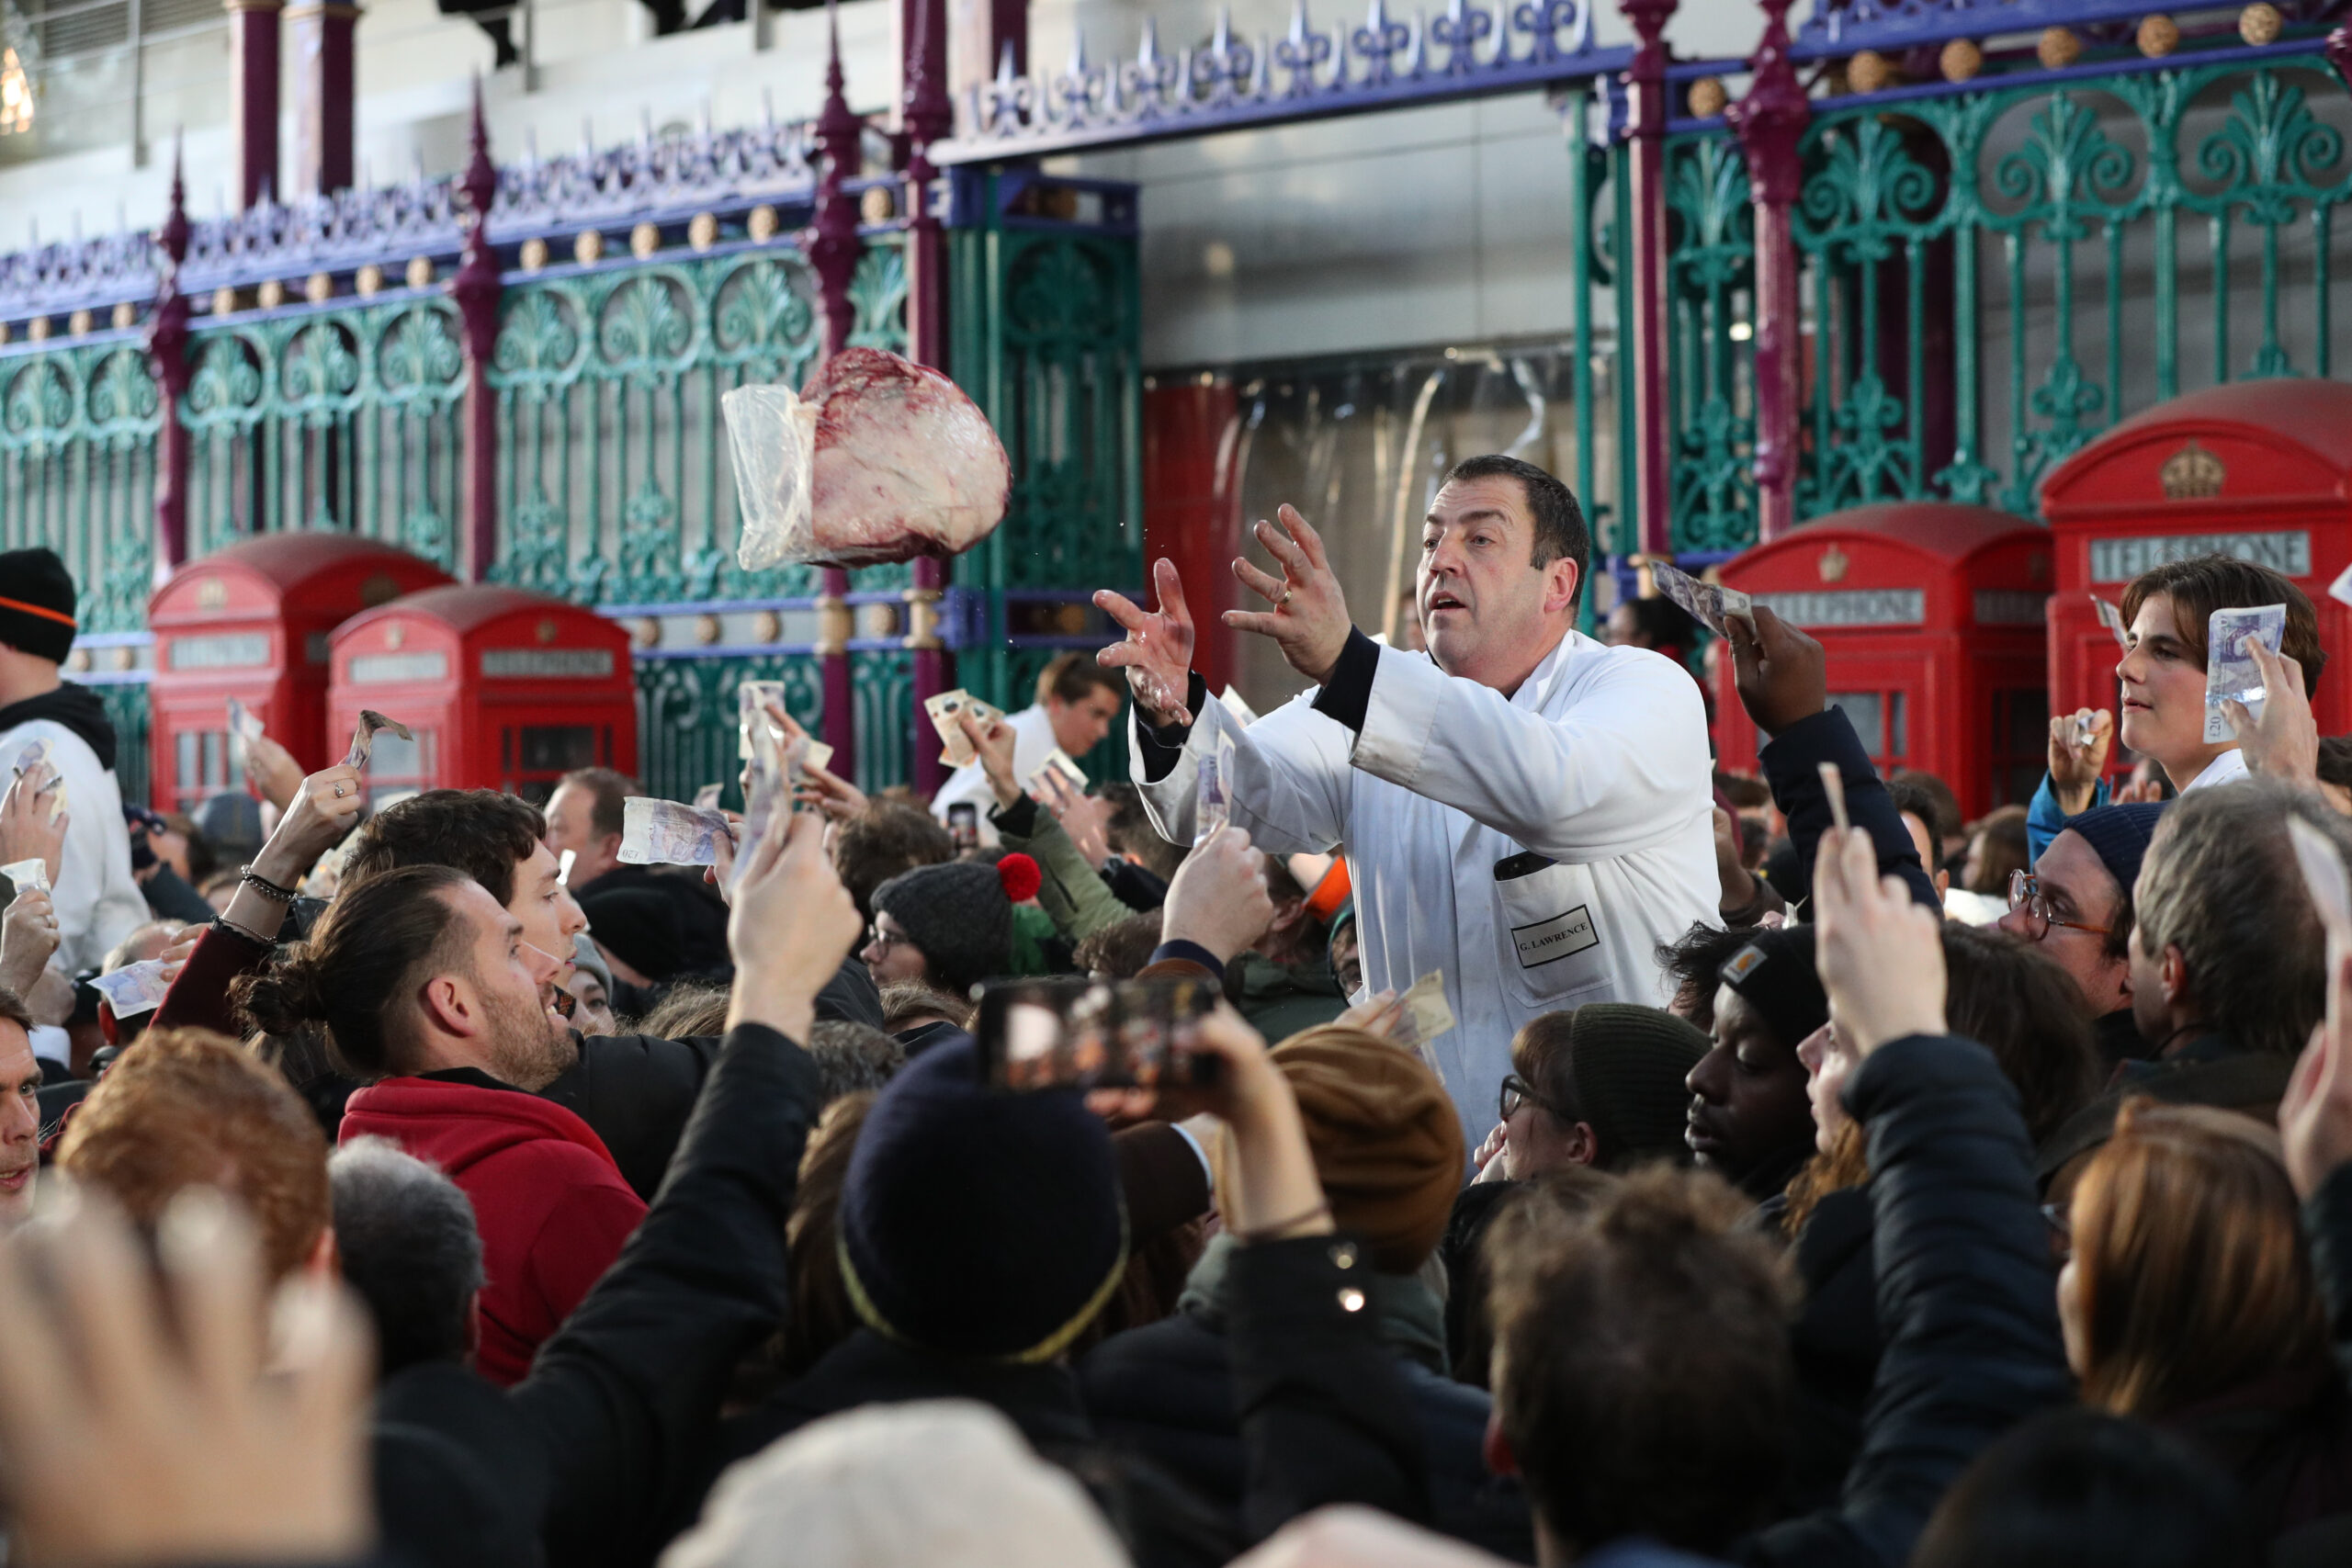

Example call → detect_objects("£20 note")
1647 558 1753 640
90 959 174 1020
619 797 735 867
2204 604 2286 743
0 859 48 895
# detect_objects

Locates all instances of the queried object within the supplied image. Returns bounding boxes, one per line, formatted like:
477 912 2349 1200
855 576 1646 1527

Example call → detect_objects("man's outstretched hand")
1097 558 1199 728
1226 505 1352 686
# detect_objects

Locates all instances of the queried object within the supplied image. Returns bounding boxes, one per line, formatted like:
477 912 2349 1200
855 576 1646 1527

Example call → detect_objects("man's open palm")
1097 557 1198 727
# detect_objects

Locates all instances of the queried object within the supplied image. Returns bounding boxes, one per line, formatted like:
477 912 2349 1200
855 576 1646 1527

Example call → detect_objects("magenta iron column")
1727 0 1807 545
902 0 953 796
450 83 502 582
809 0 864 780
2330 26 2352 93
1619 0 1676 558
147 140 193 583
226 0 282 209
287 0 358 198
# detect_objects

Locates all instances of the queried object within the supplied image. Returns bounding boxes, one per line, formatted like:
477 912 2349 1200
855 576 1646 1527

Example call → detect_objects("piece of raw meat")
723 347 1012 570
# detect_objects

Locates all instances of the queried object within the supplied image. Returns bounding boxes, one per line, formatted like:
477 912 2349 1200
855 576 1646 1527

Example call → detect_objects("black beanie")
580 886 685 983
871 860 1015 995
1717 924 1828 1050
1566 1003 1711 1170
839 1039 1126 1362
0 548 78 663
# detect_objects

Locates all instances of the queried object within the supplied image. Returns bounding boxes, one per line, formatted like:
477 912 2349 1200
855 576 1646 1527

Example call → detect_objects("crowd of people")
5 456 2352 1568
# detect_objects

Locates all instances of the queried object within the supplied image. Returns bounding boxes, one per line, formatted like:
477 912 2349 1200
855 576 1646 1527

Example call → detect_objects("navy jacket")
1758 709 1939 914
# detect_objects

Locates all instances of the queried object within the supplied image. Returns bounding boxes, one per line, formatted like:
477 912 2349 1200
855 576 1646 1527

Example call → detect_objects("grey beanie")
870 860 1015 996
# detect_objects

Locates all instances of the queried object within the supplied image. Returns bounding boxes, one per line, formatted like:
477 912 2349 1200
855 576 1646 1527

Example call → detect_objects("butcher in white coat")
1096 455 1718 1143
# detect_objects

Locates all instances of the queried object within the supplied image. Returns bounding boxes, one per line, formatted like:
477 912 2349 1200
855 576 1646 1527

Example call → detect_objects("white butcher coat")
1133 630 1718 1145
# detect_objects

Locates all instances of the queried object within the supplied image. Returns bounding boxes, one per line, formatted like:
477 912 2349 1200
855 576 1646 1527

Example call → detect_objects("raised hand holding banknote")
0 761 66 891
0 884 58 997
2224 636 2319 788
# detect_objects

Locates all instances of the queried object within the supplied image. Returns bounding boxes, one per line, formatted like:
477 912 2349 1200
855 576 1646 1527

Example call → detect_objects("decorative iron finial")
901 0 952 153
1727 0 1804 202
461 75 495 231
160 131 190 270
809 0 865 360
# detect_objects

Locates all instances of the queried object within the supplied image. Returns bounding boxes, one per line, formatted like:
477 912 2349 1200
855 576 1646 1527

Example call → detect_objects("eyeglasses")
866 922 904 953
2007 871 2114 943
1499 1074 1552 1123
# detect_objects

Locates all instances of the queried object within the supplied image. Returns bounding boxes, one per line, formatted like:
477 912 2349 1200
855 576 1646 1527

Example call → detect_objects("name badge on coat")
1493 850 1609 1001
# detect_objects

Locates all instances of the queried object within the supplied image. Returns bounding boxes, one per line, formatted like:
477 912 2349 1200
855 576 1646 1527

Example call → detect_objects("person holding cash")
2030 554 2327 861
1096 454 1716 1142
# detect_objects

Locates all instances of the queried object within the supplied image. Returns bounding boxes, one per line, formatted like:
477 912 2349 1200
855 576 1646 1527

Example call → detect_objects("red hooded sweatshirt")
339 1074 648 1386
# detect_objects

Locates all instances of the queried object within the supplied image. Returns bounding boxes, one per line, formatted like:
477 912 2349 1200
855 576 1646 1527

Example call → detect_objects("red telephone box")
2041 378 2352 761
326 585 639 807
1713 502 2052 819
147 536 454 811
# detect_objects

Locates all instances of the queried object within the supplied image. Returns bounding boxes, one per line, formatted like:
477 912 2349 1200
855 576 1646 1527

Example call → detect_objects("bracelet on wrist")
239 864 300 905
214 914 276 947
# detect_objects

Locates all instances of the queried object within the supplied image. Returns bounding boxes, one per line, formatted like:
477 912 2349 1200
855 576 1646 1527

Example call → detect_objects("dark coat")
1079 1248 1535 1562
371 1021 825 1568
572 863 734 977
1741 1034 2074 1568
1782 1184 1880 1517
2037 1033 2295 1201
709 1235 1431 1568
1758 710 1940 915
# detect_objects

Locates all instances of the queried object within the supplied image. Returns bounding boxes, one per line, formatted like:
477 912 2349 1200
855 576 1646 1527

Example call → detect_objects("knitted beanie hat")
1265 1026 1465 1274
838 1039 1126 1362
870 855 1039 997
1717 924 1827 1050
2064 802 2168 898
579 886 685 983
1566 1003 1711 1170
0 548 78 663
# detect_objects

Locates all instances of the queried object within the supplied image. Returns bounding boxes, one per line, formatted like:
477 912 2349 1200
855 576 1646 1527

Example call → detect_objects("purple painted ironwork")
288 1 359 199
1795 0 2345 58
2329 22 2352 90
145 140 194 584
933 0 1623 163
229 0 283 211
905 0 954 797
1728 0 1807 545
451 82 503 584
1622 0 1675 558
810 0 865 777
1 116 822 325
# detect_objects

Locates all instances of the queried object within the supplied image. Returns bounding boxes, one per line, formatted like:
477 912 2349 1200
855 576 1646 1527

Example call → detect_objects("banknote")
1025 749 1088 807
1388 969 1456 1077
1818 761 1849 834
9 739 48 777
923 689 1004 767
90 959 174 1020
1218 685 1261 728
226 696 265 772
729 686 801 887
693 783 725 811
2204 603 2285 743
737 680 790 761
2331 561 2352 613
0 859 48 895
618 796 734 867
2289 816 2352 952
1647 558 1752 640
2093 596 2131 650
1194 733 1235 845
345 709 413 769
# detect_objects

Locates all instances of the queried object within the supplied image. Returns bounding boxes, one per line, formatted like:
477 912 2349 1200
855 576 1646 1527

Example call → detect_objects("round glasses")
2007 870 2114 943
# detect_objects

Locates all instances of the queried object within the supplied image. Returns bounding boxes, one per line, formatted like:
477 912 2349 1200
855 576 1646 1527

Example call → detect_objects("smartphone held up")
978 976 1223 1092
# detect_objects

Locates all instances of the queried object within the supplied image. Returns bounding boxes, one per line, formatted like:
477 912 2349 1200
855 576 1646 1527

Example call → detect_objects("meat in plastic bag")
723 347 1012 570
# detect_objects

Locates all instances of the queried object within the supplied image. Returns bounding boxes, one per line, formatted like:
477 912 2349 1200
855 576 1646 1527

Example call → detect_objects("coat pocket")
1493 853 1610 1008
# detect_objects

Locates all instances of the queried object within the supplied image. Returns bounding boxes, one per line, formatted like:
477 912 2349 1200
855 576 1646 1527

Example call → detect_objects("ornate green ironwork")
0 339 159 630
1665 134 1758 551
949 176 1142 780
180 297 468 567
635 652 824 811
1657 49 2352 549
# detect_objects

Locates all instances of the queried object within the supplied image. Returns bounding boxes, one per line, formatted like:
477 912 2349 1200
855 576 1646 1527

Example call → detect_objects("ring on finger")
1276 586 1295 609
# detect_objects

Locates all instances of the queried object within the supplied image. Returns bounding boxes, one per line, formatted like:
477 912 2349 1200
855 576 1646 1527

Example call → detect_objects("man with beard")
237 863 645 1386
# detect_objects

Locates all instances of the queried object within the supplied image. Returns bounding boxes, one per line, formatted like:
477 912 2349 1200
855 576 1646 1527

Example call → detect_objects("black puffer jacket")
1080 1241 1534 1562
1781 1184 1880 1516
1744 1033 2074 1568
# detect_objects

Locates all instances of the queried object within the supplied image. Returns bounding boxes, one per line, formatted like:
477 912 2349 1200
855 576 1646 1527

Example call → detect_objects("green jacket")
1229 950 1347 1043
989 795 1131 945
